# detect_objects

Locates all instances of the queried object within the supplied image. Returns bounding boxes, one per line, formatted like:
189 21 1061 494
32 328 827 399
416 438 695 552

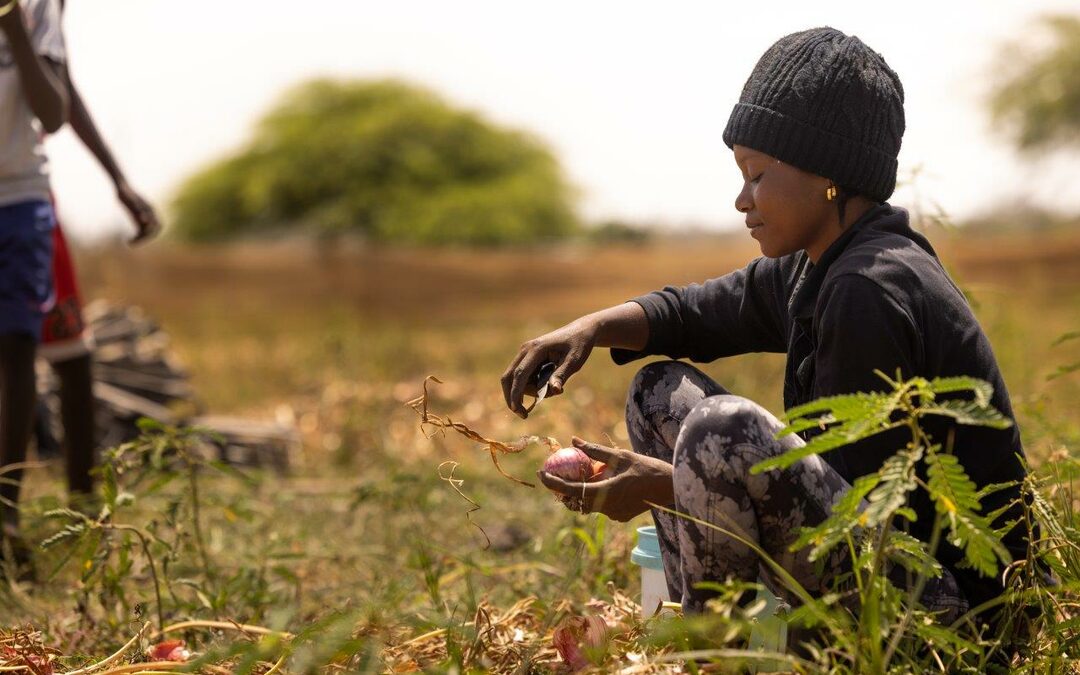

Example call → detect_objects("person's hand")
538 437 674 522
501 317 598 419
116 181 161 244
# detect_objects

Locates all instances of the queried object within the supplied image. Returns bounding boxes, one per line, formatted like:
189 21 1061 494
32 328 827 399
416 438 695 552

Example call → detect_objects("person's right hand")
116 181 161 245
501 316 598 418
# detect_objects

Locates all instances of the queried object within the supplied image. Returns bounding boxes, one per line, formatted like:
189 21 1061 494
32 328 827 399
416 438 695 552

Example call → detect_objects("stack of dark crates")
34 302 296 472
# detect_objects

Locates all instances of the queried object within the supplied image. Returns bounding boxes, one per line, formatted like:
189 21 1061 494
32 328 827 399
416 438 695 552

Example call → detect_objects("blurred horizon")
46 0 1080 243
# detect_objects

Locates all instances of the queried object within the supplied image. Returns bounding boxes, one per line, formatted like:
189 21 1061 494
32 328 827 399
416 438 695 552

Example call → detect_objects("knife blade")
530 362 557 409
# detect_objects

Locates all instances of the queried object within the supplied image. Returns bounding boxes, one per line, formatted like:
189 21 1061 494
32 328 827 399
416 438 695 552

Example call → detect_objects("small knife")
529 362 557 410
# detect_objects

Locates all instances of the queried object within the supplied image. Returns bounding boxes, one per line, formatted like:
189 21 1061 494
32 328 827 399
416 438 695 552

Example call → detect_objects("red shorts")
39 214 93 362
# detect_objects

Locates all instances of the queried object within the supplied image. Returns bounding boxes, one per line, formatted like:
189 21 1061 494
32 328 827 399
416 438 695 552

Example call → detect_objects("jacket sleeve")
610 256 790 365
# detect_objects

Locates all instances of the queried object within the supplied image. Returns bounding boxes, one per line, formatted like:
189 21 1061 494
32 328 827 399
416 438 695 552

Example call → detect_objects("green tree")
171 79 580 244
989 14 1080 152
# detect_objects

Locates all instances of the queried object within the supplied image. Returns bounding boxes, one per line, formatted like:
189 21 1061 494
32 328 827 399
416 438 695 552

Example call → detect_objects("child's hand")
117 182 161 244
537 436 673 522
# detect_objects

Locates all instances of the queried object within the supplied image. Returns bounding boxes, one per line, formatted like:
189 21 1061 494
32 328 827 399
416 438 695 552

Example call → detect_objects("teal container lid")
631 526 664 570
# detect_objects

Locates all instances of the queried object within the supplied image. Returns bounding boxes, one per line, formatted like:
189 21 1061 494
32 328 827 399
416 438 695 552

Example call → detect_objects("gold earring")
825 184 838 201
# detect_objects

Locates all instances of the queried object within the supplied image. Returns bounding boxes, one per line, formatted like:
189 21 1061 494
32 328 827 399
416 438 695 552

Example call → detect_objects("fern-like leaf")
40 523 88 550
976 480 1021 502
762 386 910 473
42 507 94 524
754 418 904 473
926 376 994 407
792 474 879 561
886 530 943 579
926 447 1011 577
1027 483 1067 541
927 450 979 512
780 391 888 427
911 617 982 650
781 414 838 436
860 444 924 530
920 399 1012 429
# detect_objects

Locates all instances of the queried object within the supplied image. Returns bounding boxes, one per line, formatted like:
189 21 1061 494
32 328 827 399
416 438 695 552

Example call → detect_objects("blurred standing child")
34 0 160 507
0 0 68 566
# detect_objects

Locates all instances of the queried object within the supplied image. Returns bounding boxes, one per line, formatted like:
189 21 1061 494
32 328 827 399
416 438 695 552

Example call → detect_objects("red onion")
543 447 594 482
148 639 191 662
553 615 609 670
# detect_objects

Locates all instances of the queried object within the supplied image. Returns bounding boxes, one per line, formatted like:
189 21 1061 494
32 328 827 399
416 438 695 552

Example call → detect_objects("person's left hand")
538 436 674 522
117 181 160 244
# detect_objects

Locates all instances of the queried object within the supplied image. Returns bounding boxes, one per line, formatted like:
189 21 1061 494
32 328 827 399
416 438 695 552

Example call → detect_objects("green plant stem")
112 523 165 632
188 465 215 586
858 519 892 675
883 507 943 666
858 407 922 675
60 621 152 675
647 501 859 656
846 531 865 596
882 421 944 667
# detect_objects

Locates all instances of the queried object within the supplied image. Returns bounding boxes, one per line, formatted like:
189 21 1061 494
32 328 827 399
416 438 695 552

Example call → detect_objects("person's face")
733 145 839 262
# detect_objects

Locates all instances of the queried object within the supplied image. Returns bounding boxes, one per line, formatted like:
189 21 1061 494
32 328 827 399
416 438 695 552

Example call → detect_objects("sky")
46 0 1080 242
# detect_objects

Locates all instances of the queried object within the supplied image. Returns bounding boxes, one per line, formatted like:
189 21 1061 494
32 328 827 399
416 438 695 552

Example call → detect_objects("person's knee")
681 394 756 436
676 395 782 468
703 395 781 441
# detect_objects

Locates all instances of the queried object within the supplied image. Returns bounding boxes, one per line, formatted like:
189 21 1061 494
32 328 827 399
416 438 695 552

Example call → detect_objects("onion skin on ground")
552 614 610 670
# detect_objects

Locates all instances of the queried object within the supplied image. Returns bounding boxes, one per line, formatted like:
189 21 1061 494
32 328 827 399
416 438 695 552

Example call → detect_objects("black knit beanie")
722 27 905 203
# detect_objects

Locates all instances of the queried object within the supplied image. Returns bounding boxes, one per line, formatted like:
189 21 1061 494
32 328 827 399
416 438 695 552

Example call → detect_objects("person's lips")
746 220 763 229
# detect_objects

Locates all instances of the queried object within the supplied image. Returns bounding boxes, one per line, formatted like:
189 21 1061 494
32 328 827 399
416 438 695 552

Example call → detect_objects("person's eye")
749 173 764 185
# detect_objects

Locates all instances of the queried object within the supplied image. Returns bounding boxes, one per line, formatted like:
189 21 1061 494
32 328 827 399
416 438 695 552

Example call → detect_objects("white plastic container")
631 524 788 668
748 589 789 672
631 526 671 618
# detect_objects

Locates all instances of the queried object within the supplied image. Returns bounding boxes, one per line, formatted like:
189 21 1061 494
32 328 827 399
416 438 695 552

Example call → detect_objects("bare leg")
0 333 38 535
53 352 96 498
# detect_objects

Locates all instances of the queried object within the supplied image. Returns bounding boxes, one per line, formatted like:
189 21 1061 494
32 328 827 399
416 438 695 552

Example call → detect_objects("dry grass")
73 229 1080 452
0 230 1074 670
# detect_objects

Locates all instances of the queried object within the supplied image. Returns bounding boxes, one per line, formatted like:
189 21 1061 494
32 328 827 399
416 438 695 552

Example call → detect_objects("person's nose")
735 181 753 214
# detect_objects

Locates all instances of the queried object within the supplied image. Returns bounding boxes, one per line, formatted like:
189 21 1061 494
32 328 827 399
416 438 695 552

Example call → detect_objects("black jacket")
611 203 1028 608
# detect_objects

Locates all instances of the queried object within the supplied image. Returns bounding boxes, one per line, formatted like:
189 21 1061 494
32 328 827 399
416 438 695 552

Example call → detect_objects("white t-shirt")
0 0 65 207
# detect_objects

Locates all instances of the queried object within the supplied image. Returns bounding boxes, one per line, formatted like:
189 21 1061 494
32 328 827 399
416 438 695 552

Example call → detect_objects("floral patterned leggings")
625 360 967 620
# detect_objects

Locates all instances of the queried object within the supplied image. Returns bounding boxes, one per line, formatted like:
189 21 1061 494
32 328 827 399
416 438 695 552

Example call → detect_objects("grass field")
2 228 1078 672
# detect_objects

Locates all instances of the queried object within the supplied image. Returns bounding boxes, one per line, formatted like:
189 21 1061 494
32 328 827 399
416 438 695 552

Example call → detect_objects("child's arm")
67 79 160 243
0 2 68 133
